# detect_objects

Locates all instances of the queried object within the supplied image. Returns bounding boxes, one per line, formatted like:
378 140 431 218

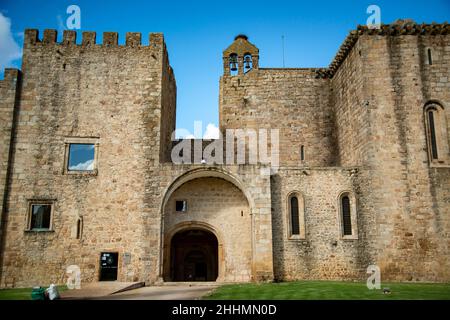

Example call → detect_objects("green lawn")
0 286 67 300
204 281 450 300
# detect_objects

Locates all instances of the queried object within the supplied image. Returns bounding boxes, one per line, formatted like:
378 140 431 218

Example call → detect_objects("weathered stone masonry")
0 20 449 287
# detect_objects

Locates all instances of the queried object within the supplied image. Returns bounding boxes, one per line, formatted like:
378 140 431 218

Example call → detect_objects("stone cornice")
315 21 450 79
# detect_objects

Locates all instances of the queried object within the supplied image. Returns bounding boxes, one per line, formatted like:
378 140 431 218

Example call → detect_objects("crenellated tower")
0 28 177 287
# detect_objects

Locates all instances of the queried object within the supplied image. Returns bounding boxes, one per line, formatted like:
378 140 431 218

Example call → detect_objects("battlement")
23 29 165 49
315 21 450 79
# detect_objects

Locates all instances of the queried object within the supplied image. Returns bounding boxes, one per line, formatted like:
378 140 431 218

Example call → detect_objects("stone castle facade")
0 20 449 287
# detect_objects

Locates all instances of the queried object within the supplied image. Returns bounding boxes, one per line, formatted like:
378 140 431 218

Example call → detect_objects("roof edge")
316 21 449 79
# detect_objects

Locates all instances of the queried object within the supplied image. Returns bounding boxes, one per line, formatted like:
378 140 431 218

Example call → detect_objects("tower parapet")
23 29 166 49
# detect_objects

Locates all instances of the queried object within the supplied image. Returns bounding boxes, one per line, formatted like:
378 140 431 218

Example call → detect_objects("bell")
244 56 252 69
229 55 238 72
230 61 238 72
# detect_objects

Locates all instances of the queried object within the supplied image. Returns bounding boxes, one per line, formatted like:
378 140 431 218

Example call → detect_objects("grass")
0 285 67 300
2 281 449 300
204 281 450 300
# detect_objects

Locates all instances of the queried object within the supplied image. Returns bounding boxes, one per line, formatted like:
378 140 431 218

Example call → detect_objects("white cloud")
82 144 95 150
0 13 21 71
203 123 220 139
174 123 220 139
174 128 194 139
69 159 94 171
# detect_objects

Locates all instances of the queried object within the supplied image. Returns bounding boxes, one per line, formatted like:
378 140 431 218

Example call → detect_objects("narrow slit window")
76 218 83 239
427 48 433 65
290 196 300 235
300 145 305 161
341 196 352 236
428 110 438 159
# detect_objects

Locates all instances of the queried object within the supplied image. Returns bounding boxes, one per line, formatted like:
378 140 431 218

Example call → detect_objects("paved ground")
60 281 144 299
60 282 218 300
97 285 218 300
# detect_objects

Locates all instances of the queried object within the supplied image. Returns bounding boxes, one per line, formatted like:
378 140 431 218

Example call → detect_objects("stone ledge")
316 20 450 79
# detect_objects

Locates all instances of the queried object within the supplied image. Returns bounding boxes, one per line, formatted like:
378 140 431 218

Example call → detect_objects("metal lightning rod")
282 35 285 68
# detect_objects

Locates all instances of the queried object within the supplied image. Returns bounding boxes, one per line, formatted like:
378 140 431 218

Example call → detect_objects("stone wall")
271 167 373 280
358 33 450 281
327 28 450 281
0 69 20 256
219 69 336 167
160 37 177 163
331 38 369 167
0 29 171 287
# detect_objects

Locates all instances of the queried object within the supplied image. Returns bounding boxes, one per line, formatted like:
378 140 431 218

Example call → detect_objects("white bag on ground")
46 284 60 300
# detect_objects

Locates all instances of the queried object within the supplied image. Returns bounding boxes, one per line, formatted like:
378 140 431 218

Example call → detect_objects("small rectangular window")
29 204 52 230
64 137 99 175
68 144 95 171
176 200 187 212
300 145 305 161
427 48 433 65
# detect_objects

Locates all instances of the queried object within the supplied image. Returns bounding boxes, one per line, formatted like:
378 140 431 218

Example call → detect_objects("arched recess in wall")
163 221 224 282
229 53 238 76
286 191 305 239
337 191 358 240
243 52 253 73
157 167 255 280
424 101 449 165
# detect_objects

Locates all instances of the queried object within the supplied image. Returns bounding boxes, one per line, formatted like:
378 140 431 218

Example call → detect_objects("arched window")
287 192 305 239
341 195 352 236
338 192 358 239
427 108 438 159
290 196 300 235
424 102 449 165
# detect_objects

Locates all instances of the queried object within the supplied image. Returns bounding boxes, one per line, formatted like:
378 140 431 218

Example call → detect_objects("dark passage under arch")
170 229 218 281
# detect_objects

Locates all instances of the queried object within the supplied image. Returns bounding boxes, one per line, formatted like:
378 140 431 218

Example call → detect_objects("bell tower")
223 35 259 75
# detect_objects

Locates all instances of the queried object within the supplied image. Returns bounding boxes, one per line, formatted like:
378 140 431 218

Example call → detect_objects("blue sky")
0 0 449 137
68 144 95 171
